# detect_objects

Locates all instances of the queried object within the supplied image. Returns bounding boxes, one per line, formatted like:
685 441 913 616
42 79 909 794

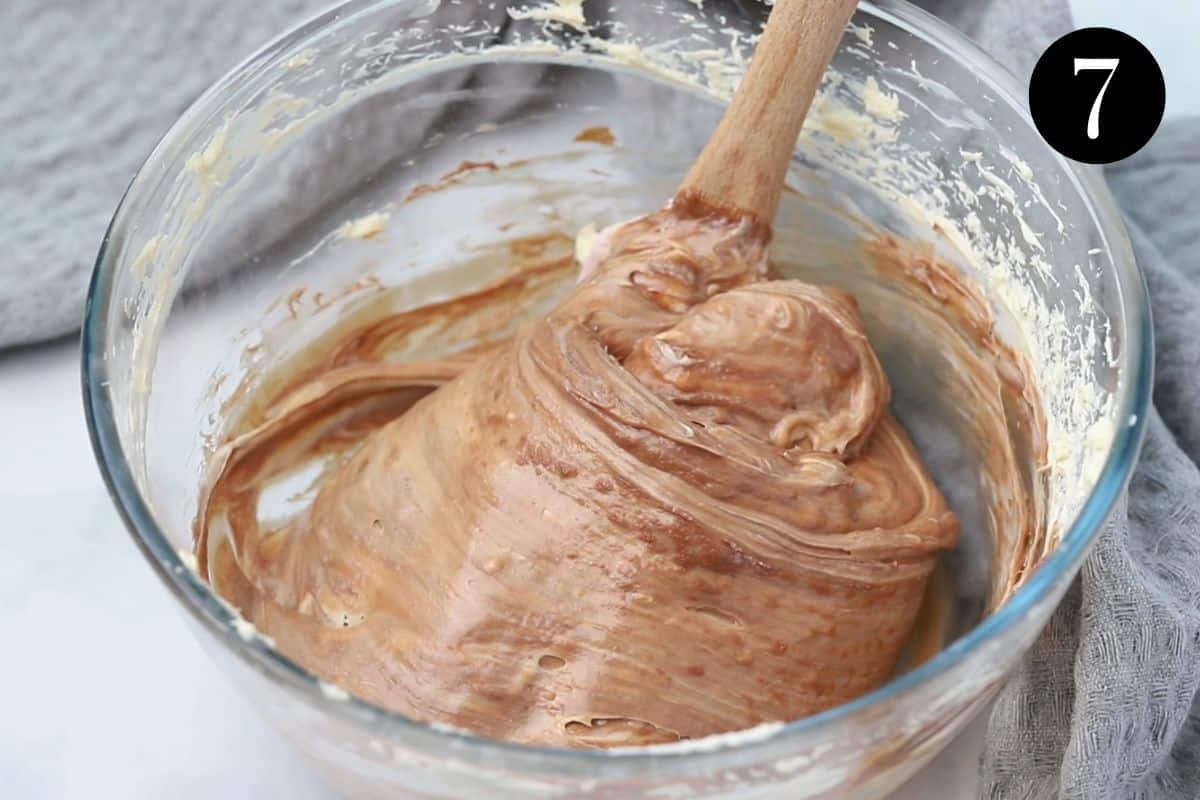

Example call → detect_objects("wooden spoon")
678 0 859 223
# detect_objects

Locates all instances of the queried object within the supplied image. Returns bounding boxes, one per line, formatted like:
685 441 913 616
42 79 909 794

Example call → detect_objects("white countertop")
4 1 1195 796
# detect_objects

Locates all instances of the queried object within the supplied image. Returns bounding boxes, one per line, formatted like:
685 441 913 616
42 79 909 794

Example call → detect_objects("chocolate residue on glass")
575 125 617 146
861 234 1047 607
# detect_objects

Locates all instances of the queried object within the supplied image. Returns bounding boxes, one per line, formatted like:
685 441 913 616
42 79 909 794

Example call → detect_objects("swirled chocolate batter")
197 192 966 748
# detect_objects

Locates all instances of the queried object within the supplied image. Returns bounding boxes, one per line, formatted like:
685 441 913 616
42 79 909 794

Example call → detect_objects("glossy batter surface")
197 195 959 747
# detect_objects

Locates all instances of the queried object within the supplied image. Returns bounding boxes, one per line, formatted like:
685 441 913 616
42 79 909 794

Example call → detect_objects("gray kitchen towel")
1 0 322 347
5 1 1200 798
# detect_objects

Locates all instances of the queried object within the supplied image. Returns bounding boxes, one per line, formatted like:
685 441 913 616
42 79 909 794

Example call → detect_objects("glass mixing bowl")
83 1 1151 797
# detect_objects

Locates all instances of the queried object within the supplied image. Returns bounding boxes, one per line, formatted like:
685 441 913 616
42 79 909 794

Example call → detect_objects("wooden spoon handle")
676 0 859 223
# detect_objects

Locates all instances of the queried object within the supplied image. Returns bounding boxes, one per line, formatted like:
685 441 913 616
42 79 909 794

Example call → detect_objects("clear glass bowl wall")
83 1 1149 798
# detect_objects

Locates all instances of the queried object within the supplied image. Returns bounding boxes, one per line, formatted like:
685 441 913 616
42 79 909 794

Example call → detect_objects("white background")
3 1 1197 797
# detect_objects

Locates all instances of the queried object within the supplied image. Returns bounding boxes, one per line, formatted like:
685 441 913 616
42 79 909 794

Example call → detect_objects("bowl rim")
82 0 1153 776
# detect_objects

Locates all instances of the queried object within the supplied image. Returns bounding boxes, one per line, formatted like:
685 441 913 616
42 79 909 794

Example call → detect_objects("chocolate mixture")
195 192 974 748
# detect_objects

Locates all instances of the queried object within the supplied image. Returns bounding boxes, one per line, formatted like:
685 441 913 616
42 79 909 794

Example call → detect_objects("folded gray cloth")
6 1 1199 798
1 0 327 347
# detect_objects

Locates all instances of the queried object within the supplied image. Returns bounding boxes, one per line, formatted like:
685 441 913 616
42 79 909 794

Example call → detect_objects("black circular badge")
1029 27 1165 164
